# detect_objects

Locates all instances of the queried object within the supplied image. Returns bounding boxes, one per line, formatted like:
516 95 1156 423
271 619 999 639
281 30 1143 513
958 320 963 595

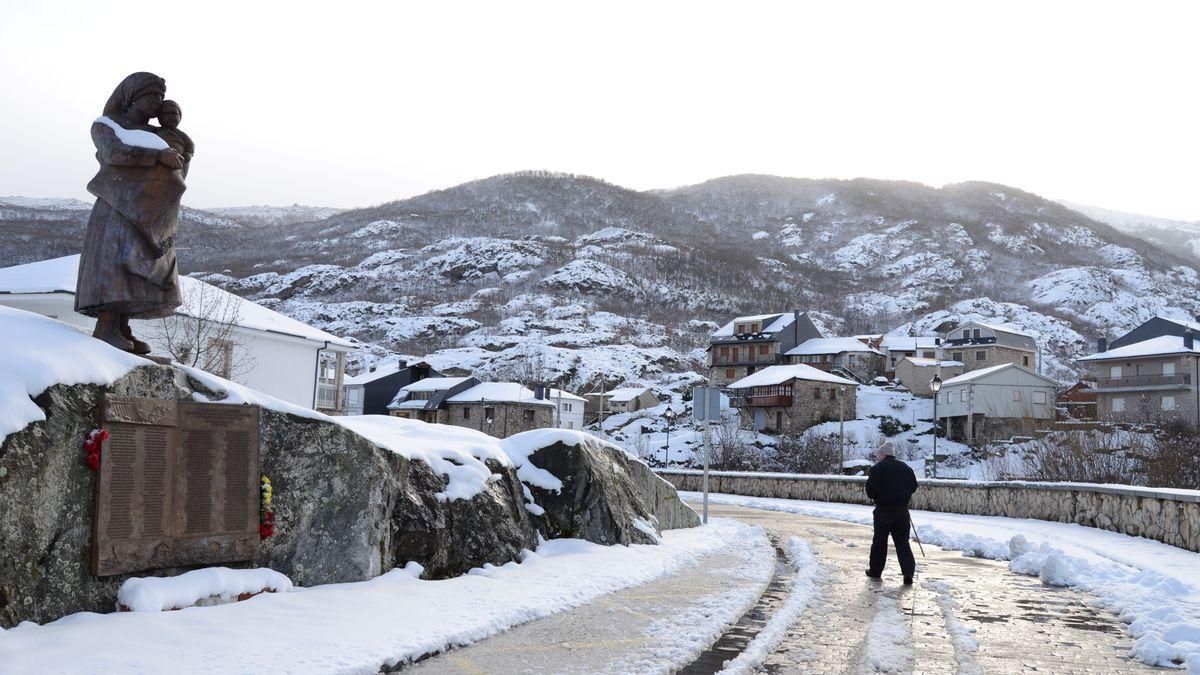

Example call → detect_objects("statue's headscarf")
102 72 166 119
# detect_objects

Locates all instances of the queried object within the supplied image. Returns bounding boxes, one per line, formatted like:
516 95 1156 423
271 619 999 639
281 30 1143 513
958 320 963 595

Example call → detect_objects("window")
719 346 730 357
758 344 769 355
973 329 981 339
524 410 535 423
975 351 986 361
463 407 471 420
829 388 836 399
1012 390 1022 402
563 403 572 412
484 406 495 422
814 388 821 399
1110 366 1122 378
1023 355 1029 367
1112 398 1125 413
960 390 968 402
962 330 970 339
1163 396 1177 411
1164 362 1177 376
922 351 934 358
567 421 573 429
726 368 735 379
1033 391 1047 404
952 352 963 361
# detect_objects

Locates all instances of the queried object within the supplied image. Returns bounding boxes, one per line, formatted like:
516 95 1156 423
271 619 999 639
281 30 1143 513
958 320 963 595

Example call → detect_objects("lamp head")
930 374 943 393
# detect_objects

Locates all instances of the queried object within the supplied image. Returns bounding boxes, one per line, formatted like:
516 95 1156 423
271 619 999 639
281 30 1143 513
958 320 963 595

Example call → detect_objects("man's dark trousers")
868 504 915 576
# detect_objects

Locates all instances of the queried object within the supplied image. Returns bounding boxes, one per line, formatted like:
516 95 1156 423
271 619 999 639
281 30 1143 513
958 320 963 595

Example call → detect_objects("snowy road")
404 504 1166 674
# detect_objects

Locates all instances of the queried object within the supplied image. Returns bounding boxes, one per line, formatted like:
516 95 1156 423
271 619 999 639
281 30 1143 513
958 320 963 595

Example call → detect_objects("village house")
388 376 480 423
783 337 885 383
942 321 1038 374
1056 381 1098 421
1078 331 1200 424
879 335 941 379
893 357 966 397
0 254 353 414
726 364 858 435
343 360 440 416
548 388 587 430
707 310 823 387
934 363 1058 444
1108 315 1200 349
445 382 556 438
584 386 660 422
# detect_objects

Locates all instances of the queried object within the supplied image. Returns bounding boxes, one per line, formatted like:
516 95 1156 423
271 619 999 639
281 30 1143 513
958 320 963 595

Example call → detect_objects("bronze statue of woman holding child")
75 71 193 353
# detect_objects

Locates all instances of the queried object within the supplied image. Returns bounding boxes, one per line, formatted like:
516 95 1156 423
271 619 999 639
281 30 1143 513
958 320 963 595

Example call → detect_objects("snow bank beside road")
685 492 1200 669
0 519 760 674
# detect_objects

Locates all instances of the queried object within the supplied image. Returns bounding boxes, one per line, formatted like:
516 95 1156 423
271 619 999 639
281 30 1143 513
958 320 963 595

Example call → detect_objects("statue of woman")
75 72 188 354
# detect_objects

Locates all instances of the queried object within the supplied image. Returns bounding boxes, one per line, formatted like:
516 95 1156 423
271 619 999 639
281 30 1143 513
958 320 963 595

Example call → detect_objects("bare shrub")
1020 431 1143 484
1143 418 1200 489
771 431 841 474
708 417 755 470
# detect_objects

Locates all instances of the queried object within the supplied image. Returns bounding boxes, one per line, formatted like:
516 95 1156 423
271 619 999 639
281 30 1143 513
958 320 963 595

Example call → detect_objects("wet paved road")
399 504 1166 674
711 503 1164 674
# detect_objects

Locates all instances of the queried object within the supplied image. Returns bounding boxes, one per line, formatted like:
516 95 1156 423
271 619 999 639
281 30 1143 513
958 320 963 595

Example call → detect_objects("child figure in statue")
155 100 194 178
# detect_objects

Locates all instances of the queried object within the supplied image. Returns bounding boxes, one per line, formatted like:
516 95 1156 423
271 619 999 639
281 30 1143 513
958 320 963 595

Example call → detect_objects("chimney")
793 308 801 344
398 359 408 369
1186 329 1194 351
1097 337 1107 353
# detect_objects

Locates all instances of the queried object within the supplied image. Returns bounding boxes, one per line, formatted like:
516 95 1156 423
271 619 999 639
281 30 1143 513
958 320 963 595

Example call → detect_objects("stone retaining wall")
657 470 1200 553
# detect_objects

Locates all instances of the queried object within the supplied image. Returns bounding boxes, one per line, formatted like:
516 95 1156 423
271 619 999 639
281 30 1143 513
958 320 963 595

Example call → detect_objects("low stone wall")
657 469 1200 553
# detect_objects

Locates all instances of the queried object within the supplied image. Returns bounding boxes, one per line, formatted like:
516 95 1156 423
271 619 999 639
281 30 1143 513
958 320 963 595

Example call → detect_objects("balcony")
1095 373 1192 391
710 353 779 367
745 394 793 407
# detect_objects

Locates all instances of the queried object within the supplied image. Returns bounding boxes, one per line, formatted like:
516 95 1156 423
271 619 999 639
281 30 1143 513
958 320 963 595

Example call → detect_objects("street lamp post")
838 385 846 474
663 408 677 465
929 374 942 479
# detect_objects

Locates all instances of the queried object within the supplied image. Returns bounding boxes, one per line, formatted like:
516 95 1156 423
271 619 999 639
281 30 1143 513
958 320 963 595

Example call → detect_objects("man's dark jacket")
865 456 918 507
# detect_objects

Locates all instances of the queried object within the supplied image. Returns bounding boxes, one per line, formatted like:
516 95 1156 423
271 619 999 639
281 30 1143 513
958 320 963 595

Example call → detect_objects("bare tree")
143 282 255 379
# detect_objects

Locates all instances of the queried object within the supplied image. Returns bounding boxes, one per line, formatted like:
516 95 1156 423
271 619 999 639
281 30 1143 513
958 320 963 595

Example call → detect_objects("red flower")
85 452 101 472
82 428 108 472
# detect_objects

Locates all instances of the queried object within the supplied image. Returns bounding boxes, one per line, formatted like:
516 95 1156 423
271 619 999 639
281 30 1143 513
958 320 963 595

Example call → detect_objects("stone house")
1078 333 1200 424
707 311 823 387
879 335 941 379
935 363 1058 444
942 321 1038 374
343 360 440 416
1056 381 1098 421
445 382 556 438
893 357 966 397
727 364 858 435
784 337 885 383
388 376 480 423
584 386 660 421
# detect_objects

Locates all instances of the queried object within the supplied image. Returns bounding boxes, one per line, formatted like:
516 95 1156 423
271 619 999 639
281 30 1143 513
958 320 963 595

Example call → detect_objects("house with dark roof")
942 321 1038 374
387 376 480 423
1079 331 1200 424
707 310 823 387
343 360 440 416
784 337 885 383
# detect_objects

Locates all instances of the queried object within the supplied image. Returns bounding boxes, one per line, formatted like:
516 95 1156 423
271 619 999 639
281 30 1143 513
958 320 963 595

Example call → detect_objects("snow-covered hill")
4 174 1198 390
1061 200 1200 261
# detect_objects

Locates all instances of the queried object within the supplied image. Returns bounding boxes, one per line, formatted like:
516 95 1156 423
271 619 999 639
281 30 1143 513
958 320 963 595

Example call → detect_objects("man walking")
865 440 919 584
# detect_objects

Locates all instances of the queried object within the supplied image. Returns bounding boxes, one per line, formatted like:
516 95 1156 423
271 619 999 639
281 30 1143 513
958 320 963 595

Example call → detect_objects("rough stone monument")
75 71 191 354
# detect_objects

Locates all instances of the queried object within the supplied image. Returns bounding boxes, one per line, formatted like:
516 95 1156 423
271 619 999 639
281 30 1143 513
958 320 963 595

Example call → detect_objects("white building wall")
0 293 340 410
937 369 1056 420
555 399 585 430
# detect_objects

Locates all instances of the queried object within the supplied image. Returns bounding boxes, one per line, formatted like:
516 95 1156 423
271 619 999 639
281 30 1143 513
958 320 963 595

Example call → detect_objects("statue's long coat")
75 119 185 319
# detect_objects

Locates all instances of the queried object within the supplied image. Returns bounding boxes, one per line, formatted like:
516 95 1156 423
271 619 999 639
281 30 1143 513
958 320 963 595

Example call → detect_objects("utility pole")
838 385 845 474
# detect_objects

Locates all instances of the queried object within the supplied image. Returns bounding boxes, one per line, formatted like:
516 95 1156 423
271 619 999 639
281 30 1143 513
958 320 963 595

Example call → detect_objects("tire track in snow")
857 591 914 674
923 580 983 675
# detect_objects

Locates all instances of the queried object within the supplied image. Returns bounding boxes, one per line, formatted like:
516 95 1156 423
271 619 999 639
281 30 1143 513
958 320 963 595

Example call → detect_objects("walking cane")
909 514 927 558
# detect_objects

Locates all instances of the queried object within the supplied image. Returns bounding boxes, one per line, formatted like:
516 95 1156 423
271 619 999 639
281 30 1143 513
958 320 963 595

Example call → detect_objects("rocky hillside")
4 173 1198 387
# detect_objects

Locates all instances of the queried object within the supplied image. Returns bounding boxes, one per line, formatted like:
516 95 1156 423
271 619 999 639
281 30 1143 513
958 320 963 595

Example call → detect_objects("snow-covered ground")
684 491 1200 670
0 518 764 674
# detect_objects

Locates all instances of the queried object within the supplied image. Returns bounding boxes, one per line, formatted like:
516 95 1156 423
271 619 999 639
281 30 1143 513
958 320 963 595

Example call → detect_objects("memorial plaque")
94 396 260 576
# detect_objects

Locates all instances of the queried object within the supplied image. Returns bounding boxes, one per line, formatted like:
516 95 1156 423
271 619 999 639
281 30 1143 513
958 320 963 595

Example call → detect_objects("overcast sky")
2 1 1198 220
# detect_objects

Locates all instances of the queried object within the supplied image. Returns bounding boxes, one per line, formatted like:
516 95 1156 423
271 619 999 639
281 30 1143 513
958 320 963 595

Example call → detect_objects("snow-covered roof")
548 388 586 402
902 357 965 368
1079 335 1200 362
344 363 405 386
448 382 555 406
950 320 1034 338
728 364 858 389
401 376 473 392
596 387 652 402
711 312 794 337
0 255 353 349
879 335 940 351
786 337 882 356
941 363 1057 386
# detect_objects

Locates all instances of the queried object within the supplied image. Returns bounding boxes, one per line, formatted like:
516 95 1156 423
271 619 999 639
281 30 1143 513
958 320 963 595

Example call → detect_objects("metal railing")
1095 373 1192 389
